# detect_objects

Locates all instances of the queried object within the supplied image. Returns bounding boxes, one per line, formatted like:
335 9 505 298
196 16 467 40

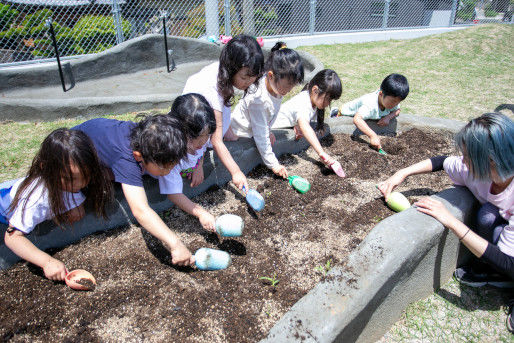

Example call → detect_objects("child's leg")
223 126 239 141
64 203 85 224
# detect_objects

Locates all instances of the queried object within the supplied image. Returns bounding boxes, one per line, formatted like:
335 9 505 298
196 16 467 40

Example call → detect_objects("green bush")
484 4 499 17
456 0 476 21
0 4 18 31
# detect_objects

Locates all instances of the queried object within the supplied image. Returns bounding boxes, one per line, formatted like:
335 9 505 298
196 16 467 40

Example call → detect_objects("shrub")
456 0 476 21
0 4 18 32
484 4 499 17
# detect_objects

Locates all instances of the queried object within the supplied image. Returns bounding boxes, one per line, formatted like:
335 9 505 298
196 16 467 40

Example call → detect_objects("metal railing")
0 0 512 66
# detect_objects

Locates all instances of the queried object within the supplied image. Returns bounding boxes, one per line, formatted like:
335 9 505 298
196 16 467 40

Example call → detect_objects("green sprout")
259 274 280 288
372 215 383 223
314 258 332 275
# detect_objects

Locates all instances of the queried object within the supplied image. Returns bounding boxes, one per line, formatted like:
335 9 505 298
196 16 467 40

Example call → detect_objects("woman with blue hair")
379 112 514 331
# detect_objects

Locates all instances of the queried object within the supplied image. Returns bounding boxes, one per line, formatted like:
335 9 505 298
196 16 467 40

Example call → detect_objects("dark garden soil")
0 128 457 342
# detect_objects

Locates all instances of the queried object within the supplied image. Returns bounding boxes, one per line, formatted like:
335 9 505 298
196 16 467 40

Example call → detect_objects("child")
272 69 345 177
378 113 513 287
160 93 217 231
72 115 195 266
2 128 113 281
182 34 265 192
336 73 409 151
230 42 304 179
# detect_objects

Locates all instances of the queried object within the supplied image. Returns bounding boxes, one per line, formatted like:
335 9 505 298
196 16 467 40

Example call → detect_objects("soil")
0 128 457 342
76 278 96 291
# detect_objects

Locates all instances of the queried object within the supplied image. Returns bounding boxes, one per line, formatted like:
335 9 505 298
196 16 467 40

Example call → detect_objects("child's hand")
378 171 406 200
269 132 276 146
414 197 456 227
43 257 67 281
223 126 239 142
199 211 216 232
377 116 391 127
64 204 85 224
272 165 288 179
319 152 334 167
370 135 382 150
190 166 204 187
232 171 248 191
170 243 195 266
293 125 303 140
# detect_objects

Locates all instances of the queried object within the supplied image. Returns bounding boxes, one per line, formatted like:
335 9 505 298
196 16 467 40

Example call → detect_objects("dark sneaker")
454 266 514 288
507 300 514 334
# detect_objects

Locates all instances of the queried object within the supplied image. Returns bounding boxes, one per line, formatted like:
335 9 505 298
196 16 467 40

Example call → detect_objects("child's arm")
249 103 288 179
167 193 216 232
190 155 204 188
210 110 248 191
353 113 382 150
297 118 331 162
377 109 401 127
378 158 434 200
4 229 67 280
415 197 488 257
121 183 194 266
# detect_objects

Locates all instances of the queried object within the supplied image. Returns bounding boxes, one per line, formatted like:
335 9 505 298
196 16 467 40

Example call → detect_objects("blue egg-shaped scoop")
246 189 265 212
194 248 232 271
215 214 244 237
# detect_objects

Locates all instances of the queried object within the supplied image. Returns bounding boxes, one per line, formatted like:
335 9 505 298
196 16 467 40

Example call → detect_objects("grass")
0 23 513 340
298 24 514 122
379 278 514 342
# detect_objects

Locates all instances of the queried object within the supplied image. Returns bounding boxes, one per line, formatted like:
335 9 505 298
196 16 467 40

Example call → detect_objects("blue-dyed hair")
455 112 514 181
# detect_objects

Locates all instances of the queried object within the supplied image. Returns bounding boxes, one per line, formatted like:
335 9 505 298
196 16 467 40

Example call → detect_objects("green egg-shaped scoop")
386 191 411 212
288 175 311 194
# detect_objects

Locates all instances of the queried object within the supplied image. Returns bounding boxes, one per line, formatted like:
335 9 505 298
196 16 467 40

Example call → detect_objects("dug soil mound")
0 128 456 342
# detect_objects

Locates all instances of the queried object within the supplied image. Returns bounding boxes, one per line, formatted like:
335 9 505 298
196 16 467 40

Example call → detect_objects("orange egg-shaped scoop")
65 269 96 291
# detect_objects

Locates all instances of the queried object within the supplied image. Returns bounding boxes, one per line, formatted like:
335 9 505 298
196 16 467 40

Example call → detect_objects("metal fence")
0 0 512 66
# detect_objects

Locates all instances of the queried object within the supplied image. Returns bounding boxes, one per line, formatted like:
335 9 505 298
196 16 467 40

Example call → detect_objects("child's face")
143 161 175 177
232 67 258 91
310 86 331 110
61 163 88 193
188 131 210 154
268 72 296 97
380 93 403 110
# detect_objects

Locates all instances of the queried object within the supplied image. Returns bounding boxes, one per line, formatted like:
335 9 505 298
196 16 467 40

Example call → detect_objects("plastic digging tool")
65 269 96 291
378 148 387 155
386 191 411 212
215 214 244 237
288 175 311 194
195 248 232 271
243 186 265 212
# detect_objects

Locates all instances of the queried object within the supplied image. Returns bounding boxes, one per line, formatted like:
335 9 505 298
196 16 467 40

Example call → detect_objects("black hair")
130 114 188 167
302 69 342 133
265 42 304 84
218 34 265 106
169 93 216 139
9 128 113 227
380 73 409 100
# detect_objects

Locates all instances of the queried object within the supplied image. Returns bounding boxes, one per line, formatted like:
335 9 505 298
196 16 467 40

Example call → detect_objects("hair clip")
279 44 287 50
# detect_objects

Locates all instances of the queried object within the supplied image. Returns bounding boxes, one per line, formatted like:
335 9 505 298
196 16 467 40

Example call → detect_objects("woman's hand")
378 171 407 200
414 197 455 227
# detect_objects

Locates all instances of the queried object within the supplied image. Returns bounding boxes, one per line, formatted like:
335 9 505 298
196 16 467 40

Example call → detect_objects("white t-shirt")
182 62 231 139
0 178 86 234
157 145 207 195
339 90 400 120
272 90 315 129
230 76 283 169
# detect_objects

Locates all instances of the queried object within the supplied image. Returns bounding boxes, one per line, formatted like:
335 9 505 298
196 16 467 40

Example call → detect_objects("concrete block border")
0 114 469 343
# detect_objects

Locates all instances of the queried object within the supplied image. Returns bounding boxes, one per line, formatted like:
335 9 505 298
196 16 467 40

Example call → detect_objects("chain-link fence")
0 0 512 66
